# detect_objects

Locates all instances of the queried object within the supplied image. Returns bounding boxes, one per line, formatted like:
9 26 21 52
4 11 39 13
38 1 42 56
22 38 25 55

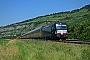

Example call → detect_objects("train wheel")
61 38 66 41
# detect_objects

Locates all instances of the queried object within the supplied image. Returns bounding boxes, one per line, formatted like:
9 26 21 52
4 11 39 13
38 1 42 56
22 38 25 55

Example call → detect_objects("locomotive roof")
52 22 67 25
21 26 43 36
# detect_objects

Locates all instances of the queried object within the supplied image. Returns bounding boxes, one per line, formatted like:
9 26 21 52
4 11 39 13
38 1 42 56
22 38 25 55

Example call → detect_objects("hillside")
0 4 90 40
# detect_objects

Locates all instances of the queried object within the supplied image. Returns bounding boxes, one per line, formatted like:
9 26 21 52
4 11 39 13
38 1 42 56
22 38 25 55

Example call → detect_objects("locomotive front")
55 22 68 40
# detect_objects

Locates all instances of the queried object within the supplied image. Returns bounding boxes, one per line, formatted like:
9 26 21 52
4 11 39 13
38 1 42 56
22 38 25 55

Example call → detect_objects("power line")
45 0 57 14
61 0 80 11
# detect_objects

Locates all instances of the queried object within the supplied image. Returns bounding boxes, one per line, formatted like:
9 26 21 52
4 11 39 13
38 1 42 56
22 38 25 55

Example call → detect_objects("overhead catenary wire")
58 0 80 12
56 0 72 12
45 0 57 14
45 0 80 13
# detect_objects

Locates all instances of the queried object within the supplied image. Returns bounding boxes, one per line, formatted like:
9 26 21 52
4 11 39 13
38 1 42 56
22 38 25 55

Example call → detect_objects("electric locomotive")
20 21 68 40
51 22 68 40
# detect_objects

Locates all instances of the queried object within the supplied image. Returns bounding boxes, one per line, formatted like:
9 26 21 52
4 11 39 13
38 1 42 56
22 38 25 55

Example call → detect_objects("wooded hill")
0 4 90 40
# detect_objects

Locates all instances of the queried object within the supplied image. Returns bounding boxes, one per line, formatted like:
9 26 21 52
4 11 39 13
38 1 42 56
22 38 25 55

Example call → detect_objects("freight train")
20 21 68 40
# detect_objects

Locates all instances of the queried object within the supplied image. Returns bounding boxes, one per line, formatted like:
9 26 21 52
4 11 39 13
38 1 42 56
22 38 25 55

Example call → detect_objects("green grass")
0 39 90 60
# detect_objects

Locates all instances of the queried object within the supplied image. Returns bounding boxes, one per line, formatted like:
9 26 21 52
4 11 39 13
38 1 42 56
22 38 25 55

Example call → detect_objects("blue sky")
0 0 90 26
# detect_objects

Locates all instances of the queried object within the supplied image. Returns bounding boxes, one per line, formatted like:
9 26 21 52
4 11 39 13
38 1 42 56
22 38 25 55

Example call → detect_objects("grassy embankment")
0 39 90 60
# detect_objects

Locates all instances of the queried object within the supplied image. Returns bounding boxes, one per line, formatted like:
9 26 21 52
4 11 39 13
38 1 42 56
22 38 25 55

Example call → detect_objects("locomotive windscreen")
56 24 67 30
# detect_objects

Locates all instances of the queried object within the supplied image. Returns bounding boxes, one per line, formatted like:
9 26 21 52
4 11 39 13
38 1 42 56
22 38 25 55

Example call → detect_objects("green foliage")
0 39 9 45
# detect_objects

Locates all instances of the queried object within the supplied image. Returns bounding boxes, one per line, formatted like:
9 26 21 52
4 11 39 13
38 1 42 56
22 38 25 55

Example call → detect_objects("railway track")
25 39 90 45
2 39 90 45
58 40 90 45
